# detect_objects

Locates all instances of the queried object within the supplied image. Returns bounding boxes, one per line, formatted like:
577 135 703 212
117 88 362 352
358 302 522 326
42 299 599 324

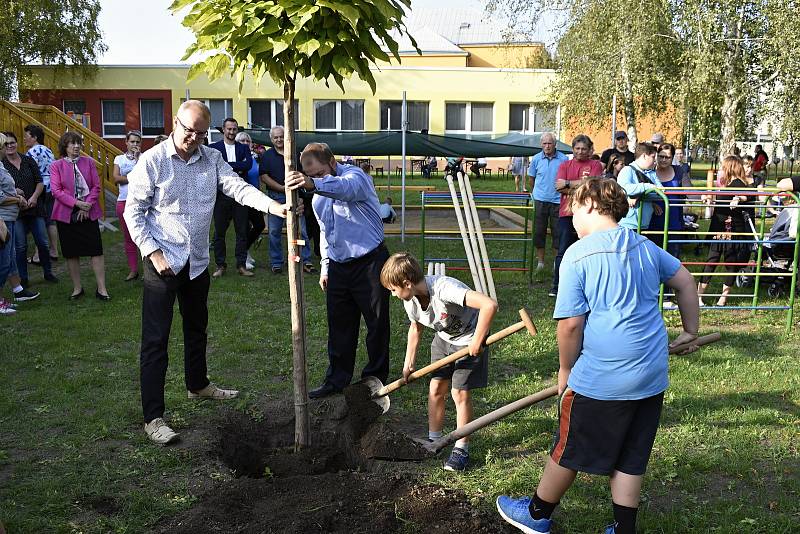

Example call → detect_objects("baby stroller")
735 209 798 297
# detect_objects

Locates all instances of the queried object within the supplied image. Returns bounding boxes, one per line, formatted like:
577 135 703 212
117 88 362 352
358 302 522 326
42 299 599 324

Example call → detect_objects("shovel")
354 309 539 415
423 332 722 453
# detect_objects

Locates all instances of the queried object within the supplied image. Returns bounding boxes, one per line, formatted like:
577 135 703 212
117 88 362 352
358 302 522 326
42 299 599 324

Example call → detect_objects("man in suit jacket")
208 118 254 277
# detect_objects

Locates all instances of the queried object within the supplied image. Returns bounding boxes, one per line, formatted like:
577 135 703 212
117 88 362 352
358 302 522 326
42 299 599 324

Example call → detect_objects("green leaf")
168 0 197 12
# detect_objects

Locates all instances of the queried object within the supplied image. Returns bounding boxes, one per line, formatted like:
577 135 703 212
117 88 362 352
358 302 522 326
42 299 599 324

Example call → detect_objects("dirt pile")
153 396 512 533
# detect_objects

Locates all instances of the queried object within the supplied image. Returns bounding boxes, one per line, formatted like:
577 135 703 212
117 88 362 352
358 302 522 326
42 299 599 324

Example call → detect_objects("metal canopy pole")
401 91 407 242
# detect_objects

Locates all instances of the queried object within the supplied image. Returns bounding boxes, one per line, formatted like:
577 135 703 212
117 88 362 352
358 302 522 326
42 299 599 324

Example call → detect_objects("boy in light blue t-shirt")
497 177 700 534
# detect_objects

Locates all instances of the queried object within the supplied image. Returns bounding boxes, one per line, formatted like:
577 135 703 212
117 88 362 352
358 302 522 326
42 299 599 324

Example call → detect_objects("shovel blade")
356 376 390 414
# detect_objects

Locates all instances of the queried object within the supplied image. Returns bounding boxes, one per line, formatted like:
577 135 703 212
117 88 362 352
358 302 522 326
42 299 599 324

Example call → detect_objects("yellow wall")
379 55 468 68
461 44 550 69
26 65 558 136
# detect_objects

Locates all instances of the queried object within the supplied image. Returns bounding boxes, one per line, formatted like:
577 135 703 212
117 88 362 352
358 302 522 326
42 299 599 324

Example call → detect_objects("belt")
331 241 387 265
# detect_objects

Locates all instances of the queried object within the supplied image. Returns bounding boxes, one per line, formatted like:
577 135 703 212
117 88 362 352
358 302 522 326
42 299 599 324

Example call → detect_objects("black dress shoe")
69 289 85 300
308 382 340 399
95 290 111 301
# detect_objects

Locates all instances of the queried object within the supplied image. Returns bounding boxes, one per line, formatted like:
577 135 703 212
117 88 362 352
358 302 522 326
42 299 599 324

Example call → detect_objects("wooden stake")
455 171 487 293
462 174 497 300
445 173 482 291
283 79 310 450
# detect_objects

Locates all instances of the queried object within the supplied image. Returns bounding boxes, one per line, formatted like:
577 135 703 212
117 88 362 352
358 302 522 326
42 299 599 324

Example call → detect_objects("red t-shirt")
753 152 768 172
557 158 604 216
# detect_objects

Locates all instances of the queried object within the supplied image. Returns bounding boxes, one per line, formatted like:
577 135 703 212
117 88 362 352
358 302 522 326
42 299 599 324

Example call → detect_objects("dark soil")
154 395 513 533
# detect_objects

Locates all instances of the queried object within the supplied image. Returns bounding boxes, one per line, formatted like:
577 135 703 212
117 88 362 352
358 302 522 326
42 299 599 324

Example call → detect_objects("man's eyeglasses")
176 117 208 139
657 155 672 159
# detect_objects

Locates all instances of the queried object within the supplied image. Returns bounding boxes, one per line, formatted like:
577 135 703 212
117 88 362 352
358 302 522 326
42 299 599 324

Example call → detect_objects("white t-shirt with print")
404 275 478 346
113 154 138 201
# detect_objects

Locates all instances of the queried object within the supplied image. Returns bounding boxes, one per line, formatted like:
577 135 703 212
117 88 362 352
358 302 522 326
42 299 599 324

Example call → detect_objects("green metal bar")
785 195 800 334
421 191 426 265
751 199 768 312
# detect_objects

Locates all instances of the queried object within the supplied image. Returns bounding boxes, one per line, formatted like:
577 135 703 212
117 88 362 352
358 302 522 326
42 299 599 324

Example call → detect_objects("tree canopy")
488 0 800 156
171 0 417 93
0 0 106 100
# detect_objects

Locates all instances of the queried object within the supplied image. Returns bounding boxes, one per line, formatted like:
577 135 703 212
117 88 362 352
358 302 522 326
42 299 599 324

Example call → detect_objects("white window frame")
379 100 430 131
313 99 364 131
193 98 234 143
139 99 165 138
508 103 561 134
247 99 299 129
101 100 126 138
445 102 494 134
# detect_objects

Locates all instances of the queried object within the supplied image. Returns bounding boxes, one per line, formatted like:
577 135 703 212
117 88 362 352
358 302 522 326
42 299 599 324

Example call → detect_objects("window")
379 101 429 131
187 99 233 142
248 99 299 129
313 99 364 131
471 103 493 132
509 103 559 133
63 100 86 115
445 102 493 133
101 100 126 137
139 99 164 136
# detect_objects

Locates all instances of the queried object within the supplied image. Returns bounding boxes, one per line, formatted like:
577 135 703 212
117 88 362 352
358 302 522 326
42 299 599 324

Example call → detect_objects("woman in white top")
113 131 142 281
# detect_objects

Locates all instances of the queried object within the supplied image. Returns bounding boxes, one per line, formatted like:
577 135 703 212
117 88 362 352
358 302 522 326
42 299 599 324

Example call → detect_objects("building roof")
391 26 466 55
405 8 539 46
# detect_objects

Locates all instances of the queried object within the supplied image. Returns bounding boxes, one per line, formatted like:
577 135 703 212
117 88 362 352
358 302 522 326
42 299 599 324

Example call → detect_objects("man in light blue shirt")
288 143 389 399
528 132 569 270
617 142 661 231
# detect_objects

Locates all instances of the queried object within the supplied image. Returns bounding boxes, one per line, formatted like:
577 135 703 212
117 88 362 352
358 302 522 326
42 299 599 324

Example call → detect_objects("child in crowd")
380 252 498 471
379 196 397 224
497 177 700 534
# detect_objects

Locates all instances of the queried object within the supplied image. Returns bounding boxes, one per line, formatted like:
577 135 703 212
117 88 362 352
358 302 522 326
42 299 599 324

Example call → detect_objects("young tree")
170 0 417 449
0 0 106 100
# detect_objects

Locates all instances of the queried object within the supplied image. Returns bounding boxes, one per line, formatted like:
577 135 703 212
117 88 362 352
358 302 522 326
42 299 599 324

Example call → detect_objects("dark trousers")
305 207 321 257
552 216 578 290
324 243 390 389
213 193 249 268
246 208 266 249
140 259 211 423
701 242 751 287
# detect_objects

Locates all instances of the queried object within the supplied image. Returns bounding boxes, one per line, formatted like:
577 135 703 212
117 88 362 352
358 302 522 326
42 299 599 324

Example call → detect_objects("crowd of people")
5 103 798 533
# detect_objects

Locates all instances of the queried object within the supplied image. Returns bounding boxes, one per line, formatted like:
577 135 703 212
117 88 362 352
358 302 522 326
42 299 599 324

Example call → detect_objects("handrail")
0 100 120 218
11 102 121 197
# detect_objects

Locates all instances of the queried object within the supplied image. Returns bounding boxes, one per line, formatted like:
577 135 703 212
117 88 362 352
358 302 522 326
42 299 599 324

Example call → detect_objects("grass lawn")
1 178 798 533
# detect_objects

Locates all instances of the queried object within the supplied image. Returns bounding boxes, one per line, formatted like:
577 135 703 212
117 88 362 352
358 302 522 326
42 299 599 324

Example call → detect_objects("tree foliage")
170 0 417 93
0 0 106 100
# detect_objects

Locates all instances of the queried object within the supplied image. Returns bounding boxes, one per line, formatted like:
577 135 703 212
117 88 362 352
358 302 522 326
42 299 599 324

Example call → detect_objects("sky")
98 0 488 65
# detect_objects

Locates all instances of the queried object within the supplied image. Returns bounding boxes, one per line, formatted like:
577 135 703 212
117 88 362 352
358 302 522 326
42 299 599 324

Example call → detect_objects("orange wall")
565 108 685 153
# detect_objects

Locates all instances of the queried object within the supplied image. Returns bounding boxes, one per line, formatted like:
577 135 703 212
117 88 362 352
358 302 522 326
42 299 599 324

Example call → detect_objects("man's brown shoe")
212 266 226 278
237 266 255 277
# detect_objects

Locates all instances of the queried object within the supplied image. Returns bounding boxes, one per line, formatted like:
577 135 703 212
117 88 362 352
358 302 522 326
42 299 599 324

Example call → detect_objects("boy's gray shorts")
430 335 489 390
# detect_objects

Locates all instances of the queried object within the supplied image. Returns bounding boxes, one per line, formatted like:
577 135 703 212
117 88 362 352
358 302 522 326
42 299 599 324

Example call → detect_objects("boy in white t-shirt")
380 252 498 471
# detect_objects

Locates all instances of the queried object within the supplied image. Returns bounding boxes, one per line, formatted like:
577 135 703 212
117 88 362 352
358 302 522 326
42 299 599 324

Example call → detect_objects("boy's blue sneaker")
603 523 617 534
496 495 552 534
443 447 469 471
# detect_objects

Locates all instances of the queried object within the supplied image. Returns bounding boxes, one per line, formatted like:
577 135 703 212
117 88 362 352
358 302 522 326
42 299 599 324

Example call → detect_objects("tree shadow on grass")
661 389 800 428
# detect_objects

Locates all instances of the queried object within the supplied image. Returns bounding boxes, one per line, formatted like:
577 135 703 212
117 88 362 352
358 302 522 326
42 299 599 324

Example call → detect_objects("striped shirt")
124 136 274 279
311 163 384 276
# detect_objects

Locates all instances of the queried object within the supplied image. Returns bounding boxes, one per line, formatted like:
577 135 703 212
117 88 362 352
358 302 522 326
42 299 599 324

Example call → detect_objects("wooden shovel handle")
376 309 536 398
669 332 721 354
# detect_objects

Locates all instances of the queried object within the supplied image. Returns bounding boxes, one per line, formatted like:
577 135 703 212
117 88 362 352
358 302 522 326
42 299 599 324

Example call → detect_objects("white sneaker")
144 418 179 445
662 300 678 310
246 253 256 270
536 261 545 271
187 383 239 400
0 300 17 315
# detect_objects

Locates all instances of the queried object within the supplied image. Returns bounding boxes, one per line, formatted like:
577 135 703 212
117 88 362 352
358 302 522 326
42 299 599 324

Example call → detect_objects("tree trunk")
620 49 638 146
718 5 746 159
719 89 738 159
283 78 310 451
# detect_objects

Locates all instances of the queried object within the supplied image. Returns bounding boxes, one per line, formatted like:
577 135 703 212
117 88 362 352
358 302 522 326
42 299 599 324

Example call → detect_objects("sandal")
28 256 41 266
303 263 317 274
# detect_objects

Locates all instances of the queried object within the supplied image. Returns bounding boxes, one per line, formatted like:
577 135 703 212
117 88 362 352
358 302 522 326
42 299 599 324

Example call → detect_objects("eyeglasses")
5 141 17 147
657 155 672 159
176 116 208 139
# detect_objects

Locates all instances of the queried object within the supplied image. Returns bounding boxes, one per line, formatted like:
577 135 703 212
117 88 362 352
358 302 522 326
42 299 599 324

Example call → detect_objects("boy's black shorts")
550 389 664 476
430 335 488 390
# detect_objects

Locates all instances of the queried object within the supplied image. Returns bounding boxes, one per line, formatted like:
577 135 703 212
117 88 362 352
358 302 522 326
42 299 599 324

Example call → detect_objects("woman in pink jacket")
50 132 110 300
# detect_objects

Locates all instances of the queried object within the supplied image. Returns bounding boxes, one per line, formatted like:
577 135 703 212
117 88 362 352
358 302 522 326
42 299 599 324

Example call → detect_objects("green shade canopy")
243 130 573 157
